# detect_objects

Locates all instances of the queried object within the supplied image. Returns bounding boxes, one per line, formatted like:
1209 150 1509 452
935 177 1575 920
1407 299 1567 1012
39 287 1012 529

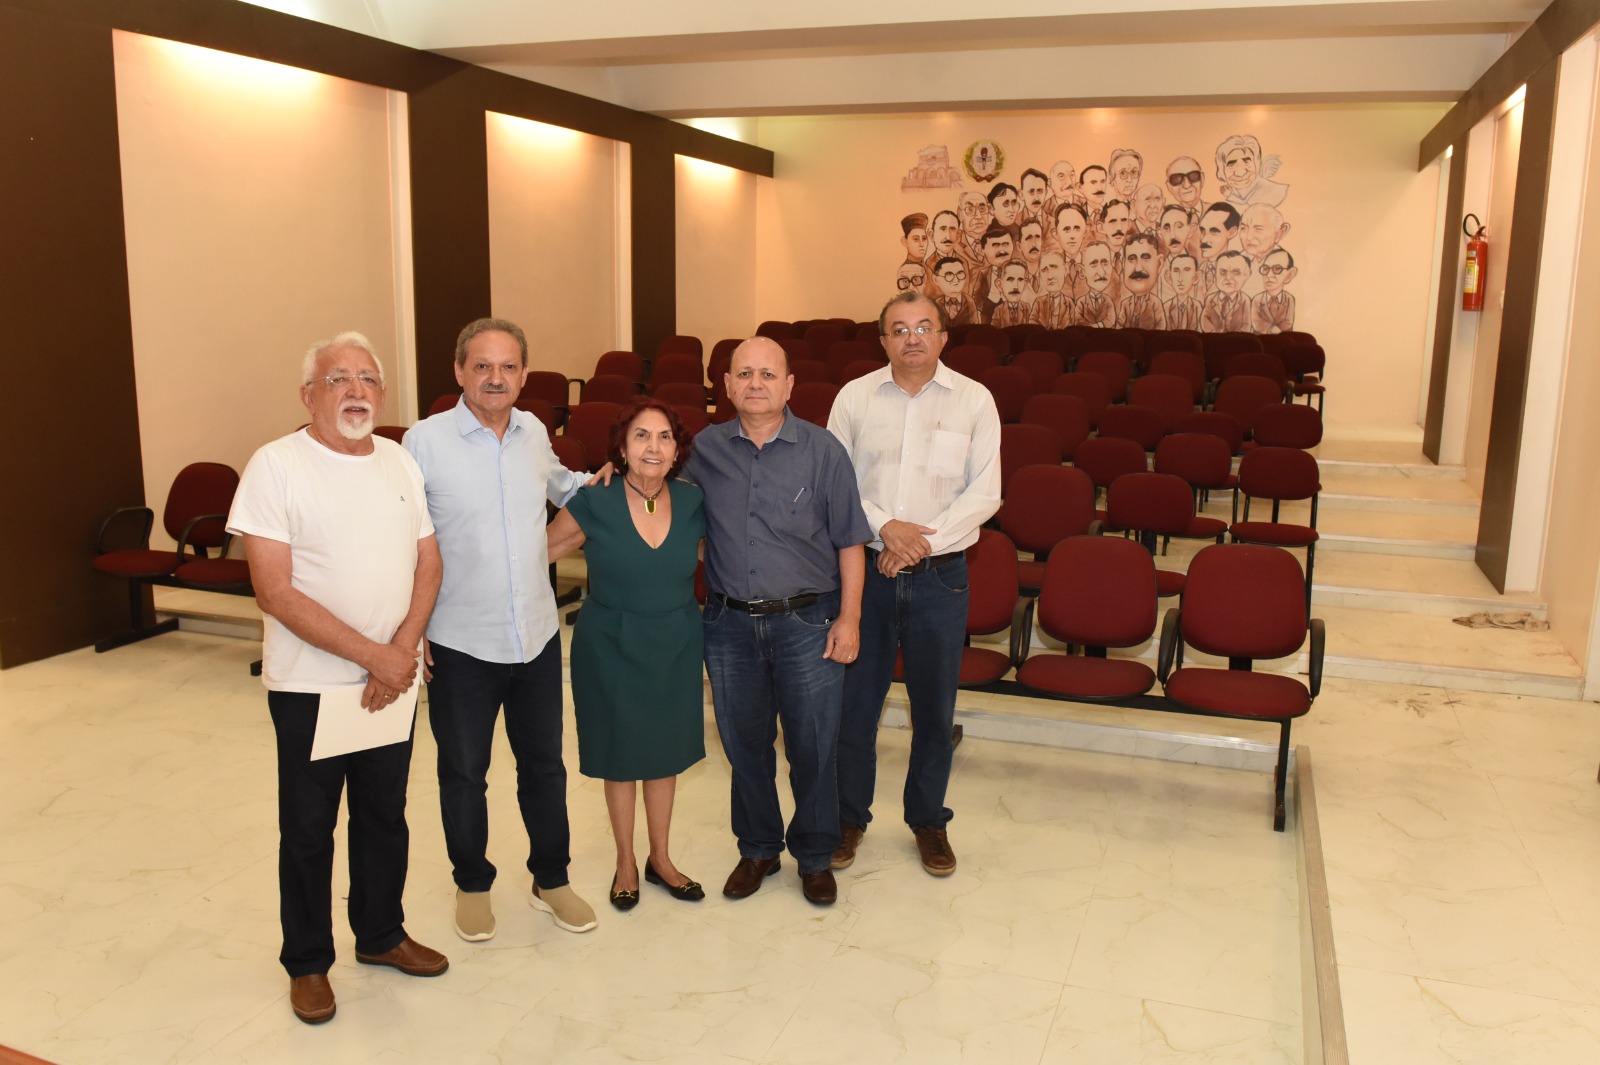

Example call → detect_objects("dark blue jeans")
426 635 570 893
702 590 845 875
839 556 969 829
269 691 412 977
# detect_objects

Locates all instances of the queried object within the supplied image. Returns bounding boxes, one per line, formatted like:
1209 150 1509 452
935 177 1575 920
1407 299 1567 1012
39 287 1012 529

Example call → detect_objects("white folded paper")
309 682 419 760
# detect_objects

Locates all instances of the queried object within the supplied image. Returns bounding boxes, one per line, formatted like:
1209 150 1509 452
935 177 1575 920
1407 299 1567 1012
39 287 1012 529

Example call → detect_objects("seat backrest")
1180 543 1308 660
1154 433 1234 490
1154 329 1205 356
652 381 707 407
979 364 1033 423
164 462 240 548
853 321 881 343
1011 349 1065 392
520 370 570 408
995 464 1096 554
827 340 880 380
965 323 1010 357
1071 435 1148 489
1107 472 1195 538
581 374 639 405
1146 351 1206 401
756 320 796 340
549 434 587 472
789 359 832 386
1003 322 1042 354
802 322 848 362
516 399 559 435
1050 371 1112 426
671 404 711 438
563 401 622 470
1128 373 1197 431
943 344 999 379
1076 350 1131 402
1036 535 1158 648
428 393 460 417
650 352 704 387
965 528 1021 636
1252 403 1323 449
788 381 840 426
594 350 644 382
1224 352 1289 391
1096 404 1165 451
657 335 703 360
372 424 408 444
708 338 742 376
1279 343 1326 380
1201 331 1264 381
1237 446 1320 503
1173 410 1245 454
1000 423 1063 494
1211 375 1285 436
1020 393 1090 460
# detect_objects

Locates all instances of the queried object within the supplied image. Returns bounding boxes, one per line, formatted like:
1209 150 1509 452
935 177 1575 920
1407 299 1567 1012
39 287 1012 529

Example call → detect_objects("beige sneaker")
454 889 496 941
529 882 597 932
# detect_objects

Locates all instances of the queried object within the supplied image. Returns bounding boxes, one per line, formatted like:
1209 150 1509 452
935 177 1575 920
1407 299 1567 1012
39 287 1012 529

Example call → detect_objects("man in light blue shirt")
404 318 608 943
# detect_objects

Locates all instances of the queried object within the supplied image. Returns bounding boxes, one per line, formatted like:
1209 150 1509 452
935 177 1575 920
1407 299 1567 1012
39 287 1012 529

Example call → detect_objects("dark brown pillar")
1422 143 1468 464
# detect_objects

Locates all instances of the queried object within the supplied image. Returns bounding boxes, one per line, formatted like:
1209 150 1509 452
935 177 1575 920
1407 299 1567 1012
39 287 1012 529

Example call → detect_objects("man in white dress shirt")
826 293 1002 878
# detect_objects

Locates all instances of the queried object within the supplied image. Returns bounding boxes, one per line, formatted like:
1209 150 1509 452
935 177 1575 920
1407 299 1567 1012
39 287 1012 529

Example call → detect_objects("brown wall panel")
0 5 146 665
631 127 680 365
1422 143 1468 462
1476 60 1560 591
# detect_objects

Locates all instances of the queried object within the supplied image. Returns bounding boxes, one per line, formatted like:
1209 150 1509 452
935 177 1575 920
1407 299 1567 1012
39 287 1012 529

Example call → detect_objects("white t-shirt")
227 429 434 692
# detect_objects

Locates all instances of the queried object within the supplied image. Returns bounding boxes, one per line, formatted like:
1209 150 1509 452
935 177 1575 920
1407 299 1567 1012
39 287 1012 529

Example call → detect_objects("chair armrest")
94 506 154 554
1157 606 1182 682
1307 617 1325 698
175 513 230 560
1009 597 1035 665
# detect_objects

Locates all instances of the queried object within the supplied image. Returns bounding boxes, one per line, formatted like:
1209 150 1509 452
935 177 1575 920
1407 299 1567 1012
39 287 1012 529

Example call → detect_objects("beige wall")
113 32 402 548
486 113 621 381
750 105 1447 430
676 154 759 352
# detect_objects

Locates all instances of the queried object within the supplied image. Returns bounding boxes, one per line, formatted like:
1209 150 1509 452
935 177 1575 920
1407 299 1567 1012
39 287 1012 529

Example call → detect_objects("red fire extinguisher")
1462 213 1487 312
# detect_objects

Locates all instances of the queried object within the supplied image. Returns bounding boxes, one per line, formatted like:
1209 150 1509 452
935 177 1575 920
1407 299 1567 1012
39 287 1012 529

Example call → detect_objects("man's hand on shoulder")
587 462 616 487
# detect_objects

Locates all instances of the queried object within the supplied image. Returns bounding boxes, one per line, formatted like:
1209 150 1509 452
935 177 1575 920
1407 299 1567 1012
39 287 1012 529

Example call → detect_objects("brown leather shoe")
830 823 866 870
722 856 781 899
355 936 449 977
289 973 335 1024
800 868 837 905
912 825 957 877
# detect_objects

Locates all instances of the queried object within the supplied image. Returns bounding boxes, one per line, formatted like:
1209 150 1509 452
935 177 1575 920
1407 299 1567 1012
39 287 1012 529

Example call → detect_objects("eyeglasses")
885 324 941 340
897 275 927 290
1259 264 1290 277
313 373 383 389
1167 170 1203 187
939 270 968 282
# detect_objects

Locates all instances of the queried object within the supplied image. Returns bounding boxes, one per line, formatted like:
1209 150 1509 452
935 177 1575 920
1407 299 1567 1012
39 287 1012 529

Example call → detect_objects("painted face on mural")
1166 156 1205 210
1109 151 1142 199
931 211 961 257
1197 206 1237 262
1019 220 1044 267
1049 160 1077 200
1259 249 1297 294
902 225 930 263
1000 262 1030 300
1083 242 1113 293
1054 203 1089 261
1079 166 1108 209
1238 203 1289 261
1038 251 1066 294
1020 172 1049 216
981 229 1014 268
1135 184 1165 229
1159 205 1192 256
1100 200 1133 251
933 259 968 298
1214 252 1251 294
1121 234 1159 296
1168 254 1198 297
990 184 1022 227
897 262 928 292
958 192 993 240
1222 145 1259 197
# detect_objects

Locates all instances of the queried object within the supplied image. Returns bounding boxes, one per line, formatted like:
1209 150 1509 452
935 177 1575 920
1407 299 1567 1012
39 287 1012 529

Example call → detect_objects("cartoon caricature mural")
895 134 1298 333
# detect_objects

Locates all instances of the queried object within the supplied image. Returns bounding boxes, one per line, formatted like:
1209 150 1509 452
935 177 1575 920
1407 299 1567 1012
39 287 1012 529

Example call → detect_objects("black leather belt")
867 548 962 575
718 592 820 616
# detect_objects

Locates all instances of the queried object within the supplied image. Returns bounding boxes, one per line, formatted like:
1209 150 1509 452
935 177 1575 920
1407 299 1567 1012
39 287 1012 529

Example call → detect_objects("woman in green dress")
547 399 706 910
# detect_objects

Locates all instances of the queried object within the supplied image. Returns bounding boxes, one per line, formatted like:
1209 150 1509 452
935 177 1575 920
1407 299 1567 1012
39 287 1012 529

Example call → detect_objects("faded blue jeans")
702 590 845 875
838 555 968 830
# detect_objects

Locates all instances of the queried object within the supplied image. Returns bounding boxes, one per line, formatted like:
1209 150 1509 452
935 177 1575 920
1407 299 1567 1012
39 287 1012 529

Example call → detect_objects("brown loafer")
830 823 866 870
355 936 449 977
800 868 837 906
912 825 957 877
289 973 335 1024
722 856 781 899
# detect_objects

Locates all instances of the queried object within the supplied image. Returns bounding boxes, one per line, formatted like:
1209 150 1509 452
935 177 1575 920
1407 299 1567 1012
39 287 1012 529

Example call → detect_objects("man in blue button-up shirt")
404 318 607 943
685 337 871 907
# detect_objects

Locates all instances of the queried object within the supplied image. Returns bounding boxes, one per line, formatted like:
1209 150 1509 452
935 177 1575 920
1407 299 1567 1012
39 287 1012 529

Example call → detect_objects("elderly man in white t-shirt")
228 332 445 1026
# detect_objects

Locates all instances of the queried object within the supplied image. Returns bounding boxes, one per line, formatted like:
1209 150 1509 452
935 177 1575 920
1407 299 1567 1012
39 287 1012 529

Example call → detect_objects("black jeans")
269 691 412 977
426 635 570 893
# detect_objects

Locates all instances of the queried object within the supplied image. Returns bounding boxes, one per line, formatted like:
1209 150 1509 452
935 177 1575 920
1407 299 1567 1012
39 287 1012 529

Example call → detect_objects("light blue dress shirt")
404 399 586 664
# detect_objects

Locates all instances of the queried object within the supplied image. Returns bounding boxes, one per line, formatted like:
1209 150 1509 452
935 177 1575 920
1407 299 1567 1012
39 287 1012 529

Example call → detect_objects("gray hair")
302 331 384 386
454 317 528 368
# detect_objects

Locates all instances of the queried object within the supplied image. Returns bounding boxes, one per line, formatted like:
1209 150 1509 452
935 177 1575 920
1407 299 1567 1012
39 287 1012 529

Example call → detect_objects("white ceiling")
250 0 1538 116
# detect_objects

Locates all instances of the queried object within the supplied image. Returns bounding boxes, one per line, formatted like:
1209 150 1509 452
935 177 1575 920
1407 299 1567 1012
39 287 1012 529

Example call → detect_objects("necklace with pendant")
625 477 664 514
